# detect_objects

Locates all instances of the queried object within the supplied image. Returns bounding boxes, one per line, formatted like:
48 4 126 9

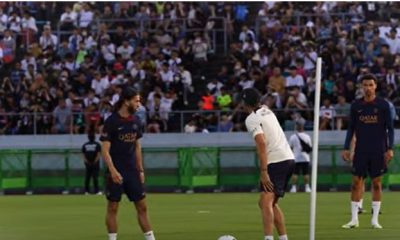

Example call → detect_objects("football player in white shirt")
288 120 312 193
242 88 295 240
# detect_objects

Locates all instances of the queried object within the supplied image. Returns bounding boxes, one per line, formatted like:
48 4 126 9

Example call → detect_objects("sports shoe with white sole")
371 223 383 229
342 221 359 229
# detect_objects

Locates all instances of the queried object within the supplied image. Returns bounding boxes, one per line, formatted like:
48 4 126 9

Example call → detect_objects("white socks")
264 234 288 239
351 201 359 223
108 231 155 240
108 233 117 240
144 230 156 240
279 234 288 240
359 199 363 209
371 201 381 224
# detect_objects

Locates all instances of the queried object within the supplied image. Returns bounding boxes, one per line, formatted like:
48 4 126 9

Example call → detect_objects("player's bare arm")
254 133 273 192
102 141 123 184
384 149 394 164
135 139 145 184
384 99 395 165
342 134 356 162
343 103 356 162
94 150 100 163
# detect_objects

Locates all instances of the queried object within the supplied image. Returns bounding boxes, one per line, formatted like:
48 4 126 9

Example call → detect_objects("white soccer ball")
218 235 237 240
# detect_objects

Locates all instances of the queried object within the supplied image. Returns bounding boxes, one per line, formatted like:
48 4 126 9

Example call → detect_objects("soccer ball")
218 235 237 240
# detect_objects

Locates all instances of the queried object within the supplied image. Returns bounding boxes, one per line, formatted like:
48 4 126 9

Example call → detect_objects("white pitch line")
197 210 211 214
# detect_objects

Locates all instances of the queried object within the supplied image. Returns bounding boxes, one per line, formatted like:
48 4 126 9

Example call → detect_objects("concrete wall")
1 130 400 149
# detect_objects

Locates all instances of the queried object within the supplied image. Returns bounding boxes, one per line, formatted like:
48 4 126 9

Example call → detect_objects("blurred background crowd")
0 2 400 135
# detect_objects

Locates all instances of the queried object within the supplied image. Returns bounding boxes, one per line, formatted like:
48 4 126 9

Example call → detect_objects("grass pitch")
0 192 399 240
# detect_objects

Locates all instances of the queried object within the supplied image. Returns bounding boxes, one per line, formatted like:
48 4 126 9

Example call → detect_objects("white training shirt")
289 132 312 163
245 105 294 164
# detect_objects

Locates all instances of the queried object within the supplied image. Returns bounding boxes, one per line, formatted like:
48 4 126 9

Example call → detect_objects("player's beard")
127 105 136 114
365 90 373 98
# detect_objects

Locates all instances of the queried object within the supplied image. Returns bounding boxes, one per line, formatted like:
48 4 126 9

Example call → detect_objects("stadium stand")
0 2 400 135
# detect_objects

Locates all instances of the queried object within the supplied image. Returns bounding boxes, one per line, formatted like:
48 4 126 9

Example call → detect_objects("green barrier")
178 147 219 190
0 145 399 193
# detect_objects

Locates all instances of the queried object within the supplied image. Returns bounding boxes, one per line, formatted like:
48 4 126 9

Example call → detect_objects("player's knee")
259 196 273 210
372 180 382 191
351 183 361 191
107 203 119 214
136 202 147 214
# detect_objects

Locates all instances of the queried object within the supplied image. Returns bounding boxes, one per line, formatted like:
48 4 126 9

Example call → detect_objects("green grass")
0 192 399 240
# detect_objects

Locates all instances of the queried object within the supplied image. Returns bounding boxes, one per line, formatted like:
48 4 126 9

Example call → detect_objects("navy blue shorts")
294 162 310 175
105 171 146 202
260 160 295 198
352 152 387 179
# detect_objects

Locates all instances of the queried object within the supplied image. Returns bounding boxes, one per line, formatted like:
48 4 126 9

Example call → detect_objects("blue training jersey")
344 97 394 153
100 112 143 172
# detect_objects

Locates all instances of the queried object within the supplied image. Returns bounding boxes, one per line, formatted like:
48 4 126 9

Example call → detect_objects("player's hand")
341 150 351 162
139 171 145 184
110 169 123 184
384 149 394 163
260 171 274 192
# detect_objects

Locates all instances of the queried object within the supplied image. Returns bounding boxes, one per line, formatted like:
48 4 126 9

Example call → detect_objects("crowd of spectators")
0 2 400 135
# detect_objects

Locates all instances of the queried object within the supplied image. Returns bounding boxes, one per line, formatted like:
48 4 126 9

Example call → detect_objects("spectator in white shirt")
83 89 100 107
63 53 79 72
242 34 260 53
303 44 318 73
158 62 174 87
168 50 182 72
60 5 77 30
100 38 116 65
79 3 94 28
21 52 37 72
117 40 134 61
320 98 336 130
384 28 400 55
239 25 255 43
286 66 305 88
207 78 224 97
285 86 308 110
178 64 192 87
0 9 8 32
68 28 82 52
39 25 58 51
82 30 96 50
238 73 255 90
91 72 110 96
21 10 38 33
386 67 398 89
146 86 163 110
192 36 208 62
8 11 21 33
258 3 270 17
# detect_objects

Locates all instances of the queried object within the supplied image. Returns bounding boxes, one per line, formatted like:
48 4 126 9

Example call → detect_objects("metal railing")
56 17 228 54
254 12 365 42
0 107 380 135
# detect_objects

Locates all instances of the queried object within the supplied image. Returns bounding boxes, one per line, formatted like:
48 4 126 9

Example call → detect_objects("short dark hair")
88 132 95 141
241 88 261 108
360 73 377 83
121 86 138 101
